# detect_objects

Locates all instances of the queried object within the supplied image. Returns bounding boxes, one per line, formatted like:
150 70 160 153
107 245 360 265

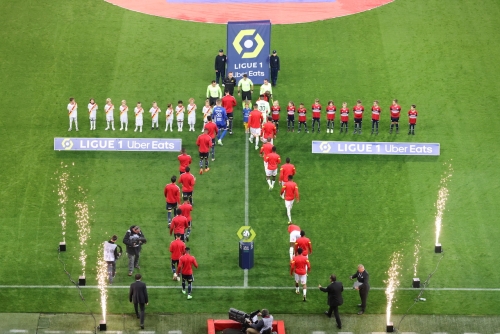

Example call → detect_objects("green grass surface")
1 0 500 331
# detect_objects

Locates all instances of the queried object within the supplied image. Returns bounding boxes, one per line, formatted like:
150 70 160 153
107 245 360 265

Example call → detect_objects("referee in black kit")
350 264 370 315
215 49 227 85
270 50 280 86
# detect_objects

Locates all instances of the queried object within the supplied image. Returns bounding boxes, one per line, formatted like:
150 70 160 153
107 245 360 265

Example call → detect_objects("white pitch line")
9 331 28 333
75 332 93 333
44 331 64 334
139 332 155 334
243 132 250 288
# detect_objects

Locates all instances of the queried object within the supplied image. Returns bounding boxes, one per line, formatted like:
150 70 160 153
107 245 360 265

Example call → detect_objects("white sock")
303 289 307 297
256 136 260 145
89 120 92 129
289 247 294 260
287 208 292 222
296 286 299 292
271 180 275 187
267 179 272 187
74 120 78 129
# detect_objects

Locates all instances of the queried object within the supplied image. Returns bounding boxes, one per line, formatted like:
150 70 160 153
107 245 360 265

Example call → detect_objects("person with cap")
215 49 227 85
270 50 280 87
123 226 146 276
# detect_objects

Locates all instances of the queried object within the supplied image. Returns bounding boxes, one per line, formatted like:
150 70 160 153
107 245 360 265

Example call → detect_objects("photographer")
103 235 121 284
245 309 273 334
123 225 146 276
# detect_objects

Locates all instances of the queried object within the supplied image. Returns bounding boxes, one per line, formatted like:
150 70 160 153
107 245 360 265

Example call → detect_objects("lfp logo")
232 29 265 59
319 141 331 153
61 138 74 150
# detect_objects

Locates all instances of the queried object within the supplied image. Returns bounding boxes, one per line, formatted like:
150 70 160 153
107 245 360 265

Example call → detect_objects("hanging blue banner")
227 20 271 85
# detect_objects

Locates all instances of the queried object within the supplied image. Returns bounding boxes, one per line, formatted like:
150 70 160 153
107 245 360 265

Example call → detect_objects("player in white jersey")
104 98 115 131
165 103 174 132
201 99 212 132
134 102 144 132
256 94 270 124
67 97 79 131
119 100 129 131
88 98 98 130
149 101 161 130
103 235 121 284
187 98 197 132
176 100 185 132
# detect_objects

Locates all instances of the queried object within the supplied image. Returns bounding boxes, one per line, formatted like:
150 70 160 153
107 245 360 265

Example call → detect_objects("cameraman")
246 309 273 334
103 235 121 284
123 225 146 276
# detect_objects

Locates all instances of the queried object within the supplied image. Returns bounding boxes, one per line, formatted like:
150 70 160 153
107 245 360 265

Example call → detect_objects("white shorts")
289 230 301 243
69 116 77 121
295 274 307 284
106 115 114 121
250 127 261 137
177 117 184 122
188 117 196 124
136 119 143 126
262 137 272 144
120 116 128 123
285 200 294 209
265 168 277 177
152 118 158 123
166 119 173 124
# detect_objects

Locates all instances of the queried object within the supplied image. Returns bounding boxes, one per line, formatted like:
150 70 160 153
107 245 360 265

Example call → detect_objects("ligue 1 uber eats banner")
227 20 271 84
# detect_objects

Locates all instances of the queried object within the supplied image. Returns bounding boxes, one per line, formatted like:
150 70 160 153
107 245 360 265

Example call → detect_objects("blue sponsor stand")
239 241 254 269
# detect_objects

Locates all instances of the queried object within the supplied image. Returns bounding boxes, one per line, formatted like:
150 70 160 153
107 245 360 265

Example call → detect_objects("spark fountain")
97 247 108 331
412 228 421 288
434 163 453 253
56 165 69 251
384 252 402 332
75 187 91 285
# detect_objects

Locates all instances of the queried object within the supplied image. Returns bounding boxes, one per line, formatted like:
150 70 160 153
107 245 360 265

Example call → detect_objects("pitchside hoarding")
312 141 440 156
227 20 271 84
54 138 182 152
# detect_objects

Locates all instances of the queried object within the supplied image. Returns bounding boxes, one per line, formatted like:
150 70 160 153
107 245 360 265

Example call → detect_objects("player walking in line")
248 103 264 150
242 100 251 134
104 98 115 131
179 196 193 241
176 100 185 132
212 99 228 146
178 166 196 205
340 102 349 134
261 116 277 145
279 157 296 186
260 138 274 174
164 175 181 224
88 98 97 131
326 100 336 133
67 97 79 131
389 99 401 134
176 247 198 300
297 103 308 133
291 247 311 302
201 99 212 132
288 223 301 260
119 100 129 131
271 100 281 132
256 94 270 124
134 102 144 132
265 146 281 190
295 230 313 258
165 103 174 132
311 98 321 133
169 233 185 281
178 147 192 175
196 128 213 174
204 116 218 161
287 101 296 132
149 101 160 130
353 100 364 134
221 90 237 134
371 100 381 135
408 104 418 135
280 175 300 223
103 235 120 284
187 98 197 132
170 208 189 241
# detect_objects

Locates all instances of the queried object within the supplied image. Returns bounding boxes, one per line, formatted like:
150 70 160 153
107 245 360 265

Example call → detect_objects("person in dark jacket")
319 274 344 329
269 50 280 86
215 49 227 85
123 225 146 276
129 273 148 329
223 72 237 95
350 264 370 314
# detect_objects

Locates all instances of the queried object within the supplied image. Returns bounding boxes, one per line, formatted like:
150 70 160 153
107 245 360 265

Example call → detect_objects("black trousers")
327 304 341 327
134 303 145 325
359 287 369 311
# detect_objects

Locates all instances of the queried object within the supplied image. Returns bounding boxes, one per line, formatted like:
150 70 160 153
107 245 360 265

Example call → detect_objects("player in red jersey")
326 100 336 133
290 247 311 301
179 196 193 241
248 103 264 150
288 223 301 260
170 208 189 241
279 157 296 186
295 230 313 257
196 128 213 174
221 90 237 135
178 166 196 205
169 233 185 281
353 100 364 134
265 146 281 190
340 102 349 133
408 104 418 135
261 116 277 145
286 101 296 132
311 98 321 133
280 175 300 223
371 100 381 135
389 99 401 134
177 147 192 175
260 138 274 173
164 175 181 224
297 103 309 133
271 100 281 132
176 247 198 300
203 115 218 161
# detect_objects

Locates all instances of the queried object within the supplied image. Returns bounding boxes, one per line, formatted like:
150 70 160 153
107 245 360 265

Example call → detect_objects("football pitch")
1 0 500 333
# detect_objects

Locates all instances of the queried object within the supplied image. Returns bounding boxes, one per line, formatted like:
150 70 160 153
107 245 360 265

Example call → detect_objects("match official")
207 80 222 106
350 264 370 315
238 74 254 102
129 273 148 329
319 274 344 329
223 72 237 95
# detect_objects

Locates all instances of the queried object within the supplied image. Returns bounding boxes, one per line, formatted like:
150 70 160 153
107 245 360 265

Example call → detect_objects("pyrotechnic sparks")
97 247 108 322
435 163 453 244
384 252 402 325
413 227 420 277
56 164 70 242
75 187 91 276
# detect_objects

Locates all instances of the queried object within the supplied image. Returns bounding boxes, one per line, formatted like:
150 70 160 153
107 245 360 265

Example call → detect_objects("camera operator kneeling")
245 309 273 334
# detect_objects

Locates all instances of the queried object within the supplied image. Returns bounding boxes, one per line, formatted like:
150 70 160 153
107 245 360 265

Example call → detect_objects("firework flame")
435 163 453 244
97 247 108 322
75 187 90 276
385 252 402 325
413 228 420 277
56 166 69 242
